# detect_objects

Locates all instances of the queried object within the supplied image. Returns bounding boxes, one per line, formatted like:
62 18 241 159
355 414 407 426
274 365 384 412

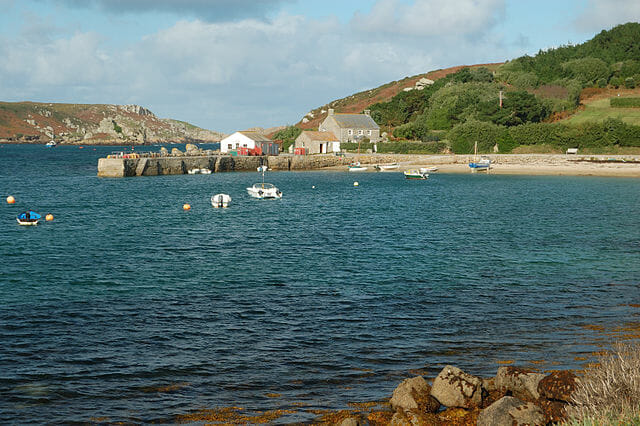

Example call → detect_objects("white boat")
188 168 212 174
247 182 282 199
211 193 231 208
420 167 438 173
45 140 57 147
17 211 41 226
247 166 282 199
404 170 429 180
348 162 368 172
375 162 399 171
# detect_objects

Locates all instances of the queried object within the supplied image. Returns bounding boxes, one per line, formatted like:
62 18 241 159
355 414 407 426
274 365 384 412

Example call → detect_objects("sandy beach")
334 153 640 177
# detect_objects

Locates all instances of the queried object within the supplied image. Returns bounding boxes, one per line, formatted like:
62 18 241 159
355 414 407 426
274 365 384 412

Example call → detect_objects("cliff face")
0 102 225 144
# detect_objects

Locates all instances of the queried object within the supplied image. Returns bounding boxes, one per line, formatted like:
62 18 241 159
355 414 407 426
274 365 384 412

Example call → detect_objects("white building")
220 131 278 155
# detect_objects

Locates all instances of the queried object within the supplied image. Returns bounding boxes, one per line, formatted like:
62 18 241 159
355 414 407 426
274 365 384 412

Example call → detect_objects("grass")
567 97 640 126
563 341 640 425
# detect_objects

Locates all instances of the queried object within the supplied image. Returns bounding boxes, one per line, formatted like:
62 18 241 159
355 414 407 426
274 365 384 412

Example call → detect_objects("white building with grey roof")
318 109 380 144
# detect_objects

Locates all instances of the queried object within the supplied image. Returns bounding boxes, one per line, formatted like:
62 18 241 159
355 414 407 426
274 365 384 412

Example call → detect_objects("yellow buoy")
183 203 191 211
6 195 15 204
353 182 359 187
45 214 54 221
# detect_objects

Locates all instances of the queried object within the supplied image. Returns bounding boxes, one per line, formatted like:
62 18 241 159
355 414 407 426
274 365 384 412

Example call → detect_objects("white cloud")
573 0 640 32
0 1 516 132
352 0 505 37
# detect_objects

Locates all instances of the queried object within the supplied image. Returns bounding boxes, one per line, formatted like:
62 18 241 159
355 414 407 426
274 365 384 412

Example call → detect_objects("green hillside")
365 22 640 154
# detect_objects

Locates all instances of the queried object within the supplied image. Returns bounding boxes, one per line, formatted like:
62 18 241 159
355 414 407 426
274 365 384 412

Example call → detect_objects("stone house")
220 131 279 155
294 131 340 154
318 109 380 144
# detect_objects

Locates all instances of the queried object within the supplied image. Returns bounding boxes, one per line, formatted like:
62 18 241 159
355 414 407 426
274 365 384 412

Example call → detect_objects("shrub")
377 140 447 154
610 97 640 108
624 77 636 89
272 125 302 152
565 341 640 425
448 121 506 154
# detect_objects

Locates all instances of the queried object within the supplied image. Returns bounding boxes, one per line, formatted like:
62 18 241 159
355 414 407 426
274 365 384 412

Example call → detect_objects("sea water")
1 144 639 423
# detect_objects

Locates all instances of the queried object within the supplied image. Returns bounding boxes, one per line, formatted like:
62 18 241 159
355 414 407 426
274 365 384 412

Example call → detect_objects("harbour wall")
97 153 639 177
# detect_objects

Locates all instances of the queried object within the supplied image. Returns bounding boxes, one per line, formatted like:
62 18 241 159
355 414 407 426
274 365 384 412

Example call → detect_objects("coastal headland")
97 152 640 178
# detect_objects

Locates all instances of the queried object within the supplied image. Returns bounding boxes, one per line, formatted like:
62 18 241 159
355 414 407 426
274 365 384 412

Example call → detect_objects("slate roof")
238 131 273 142
300 131 339 142
331 114 379 129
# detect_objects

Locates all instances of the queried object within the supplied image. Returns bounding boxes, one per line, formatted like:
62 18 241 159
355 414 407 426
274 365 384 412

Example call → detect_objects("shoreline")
323 153 640 178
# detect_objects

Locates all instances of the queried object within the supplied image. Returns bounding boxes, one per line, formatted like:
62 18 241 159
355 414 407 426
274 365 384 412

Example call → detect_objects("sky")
1 0 639 133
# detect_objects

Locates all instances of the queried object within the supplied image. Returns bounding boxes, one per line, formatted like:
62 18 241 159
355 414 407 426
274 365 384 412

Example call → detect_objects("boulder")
185 143 200 155
508 402 546 426
477 396 523 426
390 376 440 414
430 365 483 408
537 371 579 402
160 147 168 156
339 417 359 426
171 147 183 156
537 398 568 424
495 366 546 401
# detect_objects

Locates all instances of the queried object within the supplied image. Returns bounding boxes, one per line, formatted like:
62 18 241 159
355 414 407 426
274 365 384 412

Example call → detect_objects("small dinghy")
17 210 41 226
211 194 231 208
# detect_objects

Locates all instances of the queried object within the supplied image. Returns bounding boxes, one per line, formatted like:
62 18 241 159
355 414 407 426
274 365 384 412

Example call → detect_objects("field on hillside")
568 97 640 125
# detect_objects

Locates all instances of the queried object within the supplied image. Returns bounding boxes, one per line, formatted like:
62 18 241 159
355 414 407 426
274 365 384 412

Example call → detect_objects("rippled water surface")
1 144 640 423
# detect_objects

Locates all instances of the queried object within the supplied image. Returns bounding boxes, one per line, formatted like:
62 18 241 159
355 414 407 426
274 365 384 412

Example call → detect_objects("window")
368 130 372 135
227 144 232 149
348 129 353 135
358 130 363 135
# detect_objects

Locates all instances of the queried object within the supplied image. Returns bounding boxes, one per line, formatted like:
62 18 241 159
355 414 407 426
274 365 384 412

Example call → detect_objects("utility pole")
499 90 503 108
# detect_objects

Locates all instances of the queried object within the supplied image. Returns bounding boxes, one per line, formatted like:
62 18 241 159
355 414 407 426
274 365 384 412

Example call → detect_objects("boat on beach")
348 162 368 172
375 162 399 171
420 167 438 173
17 211 41 226
469 141 491 171
404 169 429 180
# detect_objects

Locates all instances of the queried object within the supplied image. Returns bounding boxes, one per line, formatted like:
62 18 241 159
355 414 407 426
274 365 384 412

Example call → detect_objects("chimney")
328 108 334 116
364 109 371 116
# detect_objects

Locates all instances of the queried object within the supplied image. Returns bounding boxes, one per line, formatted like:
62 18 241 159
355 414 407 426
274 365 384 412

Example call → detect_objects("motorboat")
247 166 282 199
404 170 429 180
420 167 438 173
187 168 212 174
17 211 41 226
375 162 399 171
348 162 368 172
45 140 57 147
247 182 282 199
211 193 231 208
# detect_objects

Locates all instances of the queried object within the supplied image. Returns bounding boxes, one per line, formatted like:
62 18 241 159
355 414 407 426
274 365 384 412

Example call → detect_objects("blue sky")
1 0 639 133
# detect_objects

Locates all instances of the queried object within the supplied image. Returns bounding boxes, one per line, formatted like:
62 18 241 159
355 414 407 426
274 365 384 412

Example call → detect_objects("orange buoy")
183 203 191 211
45 214 54 221
6 195 15 204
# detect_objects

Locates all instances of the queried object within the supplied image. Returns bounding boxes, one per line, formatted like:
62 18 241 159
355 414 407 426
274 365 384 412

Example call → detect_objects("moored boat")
404 170 429 180
247 165 282 199
211 193 231 208
17 210 41 226
469 141 491 171
188 168 212 174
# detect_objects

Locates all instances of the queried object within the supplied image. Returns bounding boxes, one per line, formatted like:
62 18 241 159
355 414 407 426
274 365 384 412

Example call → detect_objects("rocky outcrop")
0 101 224 145
385 364 581 425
